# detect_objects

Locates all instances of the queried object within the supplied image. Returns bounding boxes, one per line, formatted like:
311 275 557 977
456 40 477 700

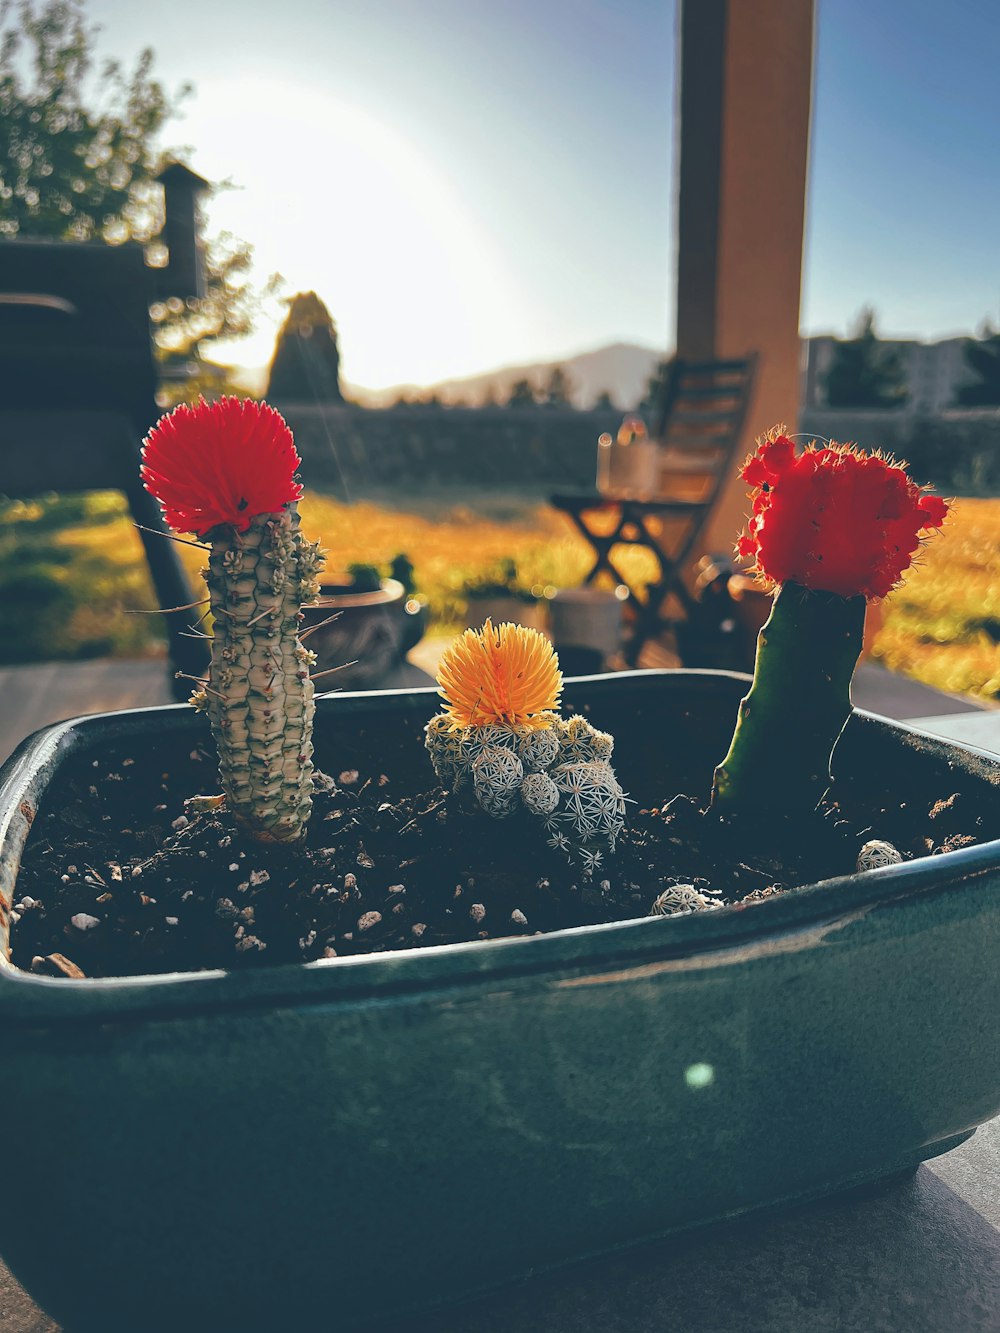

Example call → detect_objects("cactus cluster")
425 626 626 867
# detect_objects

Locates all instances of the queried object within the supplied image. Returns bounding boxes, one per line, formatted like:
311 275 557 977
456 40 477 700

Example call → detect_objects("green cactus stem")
193 506 324 843
711 581 866 817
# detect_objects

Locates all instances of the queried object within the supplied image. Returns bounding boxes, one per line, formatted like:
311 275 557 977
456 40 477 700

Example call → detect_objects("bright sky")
83 0 1000 389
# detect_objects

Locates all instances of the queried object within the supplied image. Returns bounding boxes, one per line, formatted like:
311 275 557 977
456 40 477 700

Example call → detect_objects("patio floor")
0 643 995 766
1 648 997 1331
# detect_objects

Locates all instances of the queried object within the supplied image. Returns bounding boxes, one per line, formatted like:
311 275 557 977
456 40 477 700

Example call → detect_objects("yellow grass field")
870 496 1000 702
1 489 997 703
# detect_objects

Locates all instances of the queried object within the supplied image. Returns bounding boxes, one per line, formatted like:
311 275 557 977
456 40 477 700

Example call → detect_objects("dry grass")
296 490 661 628
872 497 1000 703
1 487 997 703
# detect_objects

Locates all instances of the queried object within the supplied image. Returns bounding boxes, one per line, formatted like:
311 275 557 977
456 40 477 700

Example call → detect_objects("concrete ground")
0 649 992 766
1 1122 996 1332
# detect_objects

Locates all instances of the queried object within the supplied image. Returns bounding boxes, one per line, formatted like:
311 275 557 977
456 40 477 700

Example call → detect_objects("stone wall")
275 402 1000 499
274 403 621 497
800 408 1000 495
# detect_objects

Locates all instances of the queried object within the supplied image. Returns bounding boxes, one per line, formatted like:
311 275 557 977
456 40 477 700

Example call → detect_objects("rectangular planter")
0 670 998 1332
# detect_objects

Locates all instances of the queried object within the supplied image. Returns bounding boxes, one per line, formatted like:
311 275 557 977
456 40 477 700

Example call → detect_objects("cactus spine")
711 582 866 816
194 507 324 842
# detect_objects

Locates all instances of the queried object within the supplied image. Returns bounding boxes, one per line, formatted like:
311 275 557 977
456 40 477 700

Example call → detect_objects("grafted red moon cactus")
713 427 948 816
142 397 324 843
735 429 948 598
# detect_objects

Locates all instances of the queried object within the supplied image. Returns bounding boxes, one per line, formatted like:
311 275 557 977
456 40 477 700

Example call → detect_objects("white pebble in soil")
235 935 267 953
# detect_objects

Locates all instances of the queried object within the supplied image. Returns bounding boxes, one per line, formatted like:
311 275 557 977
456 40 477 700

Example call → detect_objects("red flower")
737 428 949 600
141 397 303 536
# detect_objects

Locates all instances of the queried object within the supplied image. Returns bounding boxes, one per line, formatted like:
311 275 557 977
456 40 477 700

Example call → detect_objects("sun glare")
182 80 529 389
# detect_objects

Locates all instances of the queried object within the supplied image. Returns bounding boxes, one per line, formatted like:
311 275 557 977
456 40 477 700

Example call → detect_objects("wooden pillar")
675 0 815 557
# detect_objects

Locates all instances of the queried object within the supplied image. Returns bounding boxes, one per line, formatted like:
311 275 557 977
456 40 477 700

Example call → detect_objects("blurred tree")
955 323 1000 407
541 364 573 406
641 358 673 421
823 307 908 409
266 291 344 402
506 377 536 407
389 552 415 596
0 0 269 401
593 389 615 410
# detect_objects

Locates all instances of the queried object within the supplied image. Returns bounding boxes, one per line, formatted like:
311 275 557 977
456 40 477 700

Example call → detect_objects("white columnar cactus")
141 396 324 843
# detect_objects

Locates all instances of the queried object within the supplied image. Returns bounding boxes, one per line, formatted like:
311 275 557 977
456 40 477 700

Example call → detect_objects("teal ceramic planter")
0 671 998 1333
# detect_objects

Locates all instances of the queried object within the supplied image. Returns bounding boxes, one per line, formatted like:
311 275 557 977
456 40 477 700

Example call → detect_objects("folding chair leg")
126 484 210 688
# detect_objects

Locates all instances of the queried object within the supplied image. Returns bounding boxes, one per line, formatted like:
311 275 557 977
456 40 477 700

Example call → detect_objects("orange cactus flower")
437 619 563 729
736 428 949 600
141 396 303 537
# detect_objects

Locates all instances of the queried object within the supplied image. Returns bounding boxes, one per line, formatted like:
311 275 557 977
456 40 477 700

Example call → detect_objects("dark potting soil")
10 740 982 980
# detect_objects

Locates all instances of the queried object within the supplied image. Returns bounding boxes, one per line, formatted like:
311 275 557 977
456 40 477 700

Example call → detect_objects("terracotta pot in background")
300 577 425 689
465 595 546 632
548 586 624 674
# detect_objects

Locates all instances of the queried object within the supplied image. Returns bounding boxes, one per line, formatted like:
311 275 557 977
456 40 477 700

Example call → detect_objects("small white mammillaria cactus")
424 620 626 865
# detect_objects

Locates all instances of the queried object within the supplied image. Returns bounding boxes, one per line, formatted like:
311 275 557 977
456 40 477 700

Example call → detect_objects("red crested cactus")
735 428 948 599
141 396 303 537
142 397 324 843
712 427 950 817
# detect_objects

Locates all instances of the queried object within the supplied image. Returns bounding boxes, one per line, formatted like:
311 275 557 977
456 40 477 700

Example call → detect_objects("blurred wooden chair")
550 354 757 665
0 239 209 693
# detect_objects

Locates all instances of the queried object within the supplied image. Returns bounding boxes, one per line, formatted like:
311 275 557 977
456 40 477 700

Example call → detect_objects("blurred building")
801 335 972 413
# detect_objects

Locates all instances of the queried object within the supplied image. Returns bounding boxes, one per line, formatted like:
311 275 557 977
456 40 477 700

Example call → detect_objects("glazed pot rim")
309 576 405 609
1 669 998 1025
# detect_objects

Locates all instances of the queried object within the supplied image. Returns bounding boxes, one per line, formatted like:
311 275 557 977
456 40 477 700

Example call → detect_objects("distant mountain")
352 342 666 411
232 341 668 411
